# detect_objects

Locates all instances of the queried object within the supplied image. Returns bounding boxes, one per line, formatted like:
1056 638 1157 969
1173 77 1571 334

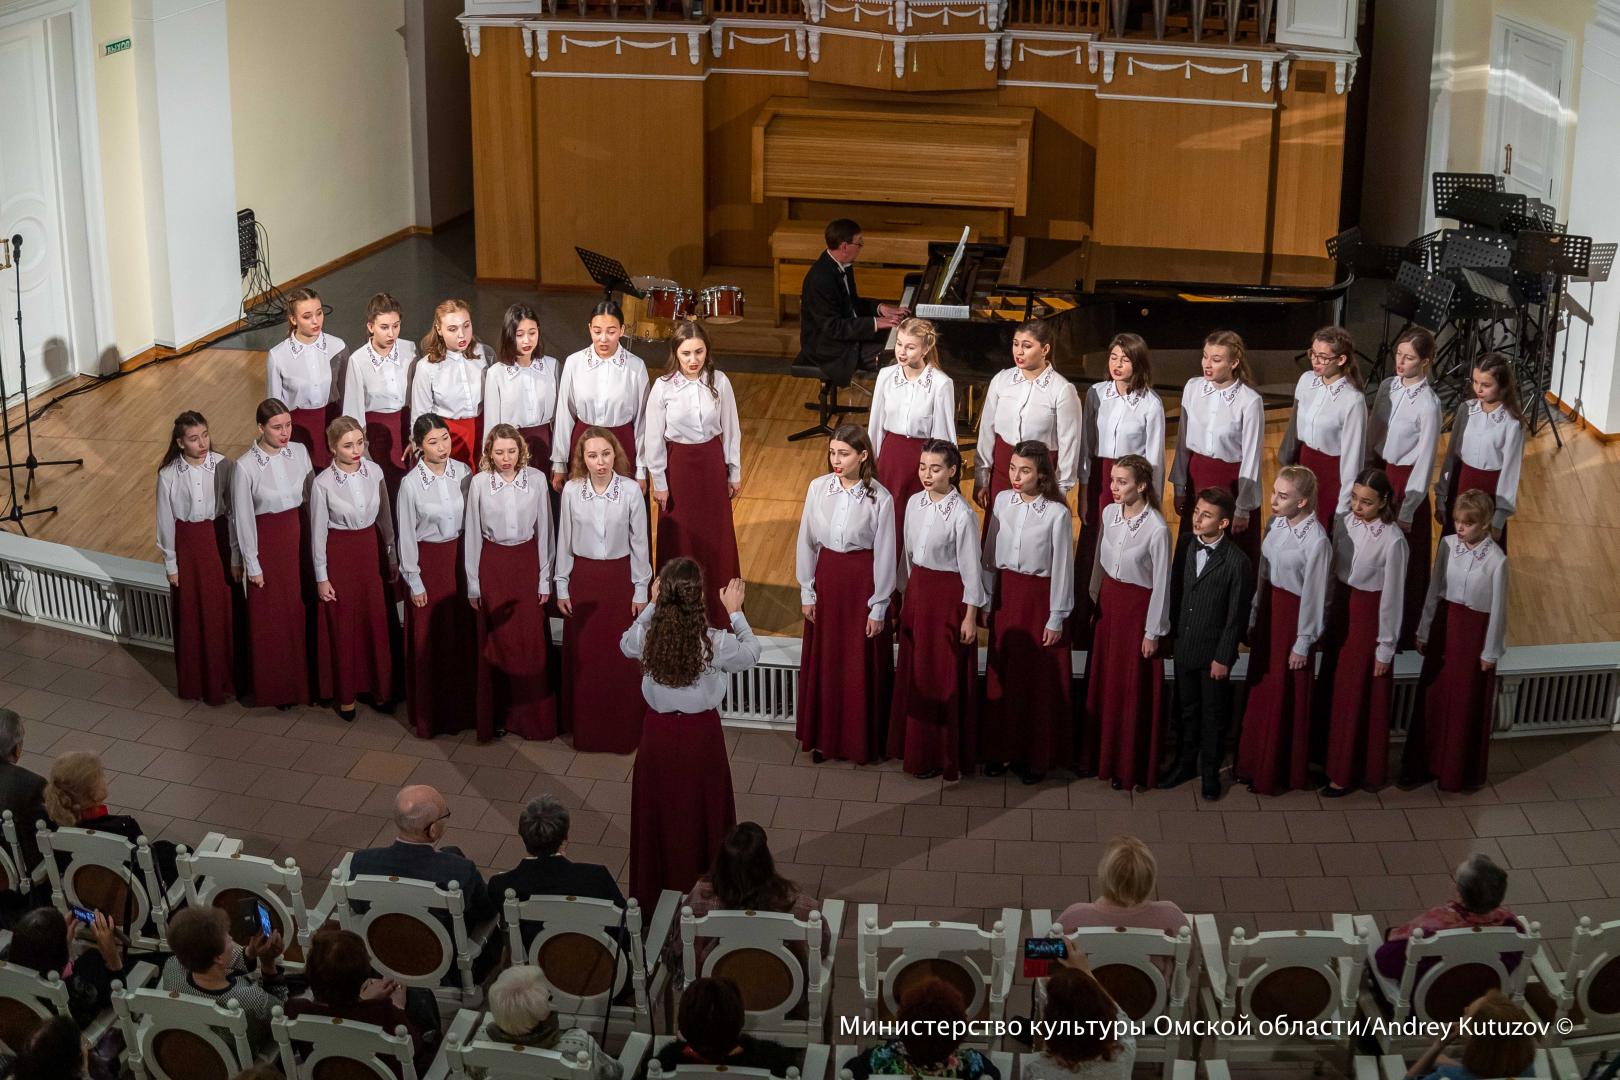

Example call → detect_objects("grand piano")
890 236 1353 397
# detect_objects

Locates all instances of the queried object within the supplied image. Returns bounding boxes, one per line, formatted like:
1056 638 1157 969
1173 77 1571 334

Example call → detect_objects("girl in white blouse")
1279 326 1367 529
869 318 957 555
310 416 398 722
643 322 742 627
1235 465 1331 796
266 287 345 470
396 413 476 739
982 439 1076 784
1437 352 1525 547
794 424 896 766
1319 468 1408 796
1368 327 1442 647
156 411 239 706
231 398 314 709
556 428 652 755
340 292 415 499
973 319 1083 520
465 424 556 741
411 299 490 471
621 560 757 909
484 302 559 473
888 439 985 781
1085 454 1171 792
1170 330 1266 571
1406 489 1509 793
552 301 649 492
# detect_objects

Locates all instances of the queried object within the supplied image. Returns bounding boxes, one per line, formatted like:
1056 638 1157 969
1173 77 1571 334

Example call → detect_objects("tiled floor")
6 617 1619 1023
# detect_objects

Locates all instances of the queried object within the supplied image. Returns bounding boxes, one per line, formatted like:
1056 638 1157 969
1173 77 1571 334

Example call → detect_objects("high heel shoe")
336 704 357 722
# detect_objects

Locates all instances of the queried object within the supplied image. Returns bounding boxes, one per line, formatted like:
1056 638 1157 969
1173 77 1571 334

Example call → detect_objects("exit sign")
104 37 131 56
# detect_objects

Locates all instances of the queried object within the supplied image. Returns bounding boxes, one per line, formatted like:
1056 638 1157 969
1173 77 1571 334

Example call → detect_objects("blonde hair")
325 415 363 451
895 318 940 368
1277 464 1318 514
1454 489 1496 527
44 751 107 827
569 425 631 481
1203 330 1255 386
1097 835 1157 908
479 423 530 473
421 299 481 364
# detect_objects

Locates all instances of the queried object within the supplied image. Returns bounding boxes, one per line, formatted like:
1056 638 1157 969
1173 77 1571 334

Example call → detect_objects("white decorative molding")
1000 34 1012 69
1259 56 1274 91
537 27 549 59
808 26 820 60
1278 55 1290 89
893 35 905 76
816 0 895 24
1095 90 1276 109
797 25 806 58
721 29 797 55
983 36 995 69
998 77 1098 90
462 22 481 56
686 28 701 62
560 33 680 55
1102 49 1113 81
521 26 534 57
1125 55 1249 81
1017 42 1085 63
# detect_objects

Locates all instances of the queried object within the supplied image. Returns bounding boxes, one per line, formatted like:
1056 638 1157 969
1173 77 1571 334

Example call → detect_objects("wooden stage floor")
5 346 1614 645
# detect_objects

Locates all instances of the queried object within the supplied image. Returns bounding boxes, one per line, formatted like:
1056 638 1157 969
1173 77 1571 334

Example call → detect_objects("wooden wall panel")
469 26 537 282
1270 61 1348 257
705 74 807 267
533 78 706 287
997 85 1097 241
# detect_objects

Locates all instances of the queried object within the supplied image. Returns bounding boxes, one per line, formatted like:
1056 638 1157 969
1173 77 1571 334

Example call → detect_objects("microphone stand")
0 234 82 533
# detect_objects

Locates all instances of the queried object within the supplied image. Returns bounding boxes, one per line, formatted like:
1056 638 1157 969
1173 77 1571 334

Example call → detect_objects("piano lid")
997 238 1349 298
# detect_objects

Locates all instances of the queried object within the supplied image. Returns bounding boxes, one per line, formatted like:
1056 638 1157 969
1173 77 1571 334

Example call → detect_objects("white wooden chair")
1531 914 1620 1063
177 844 314 971
647 1039 832 1080
1369 1047 1557 1080
1354 913 1541 1056
856 905 1019 1035
443 1010 652 1080
0 955 157 1052
111 982 255 1080
1193 912 1365 1065
35 821 200 952
271 1005 418 1080
501 888 679 1036
329 873 498 1008
680 899 846 1046
0 810 40 897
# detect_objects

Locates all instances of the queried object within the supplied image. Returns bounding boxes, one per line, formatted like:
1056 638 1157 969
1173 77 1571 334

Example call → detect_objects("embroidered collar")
490 470 529 493
250 444 294 468
1018 494 1049 515
825 475 865 498
580 474 623 502
288 334 328 356
506 357 545 378
1396 377 1430 401
892 366 934 390
1202 378 1243 405
365 343 399 369
1453 536 1495 560
416 460 452 488
665 371 708 391
917 490 959 517
1349 515 1388 540
1311 375 1349 398
1101 383 1143 406
1117 503 1151 533
1469 399 1510 424
1272 515 1317 540
333 460 370 486
178 452 219 475
585 347 627 371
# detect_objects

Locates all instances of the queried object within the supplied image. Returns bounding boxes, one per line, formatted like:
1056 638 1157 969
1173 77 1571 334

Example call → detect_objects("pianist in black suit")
489 794 626 907
798 218 910 385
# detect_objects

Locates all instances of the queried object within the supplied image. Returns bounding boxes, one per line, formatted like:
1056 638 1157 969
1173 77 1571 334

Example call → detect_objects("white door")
0 17 75 398
1490 20 1566 202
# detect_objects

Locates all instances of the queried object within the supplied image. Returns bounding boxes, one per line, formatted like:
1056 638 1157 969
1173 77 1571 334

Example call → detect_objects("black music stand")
1513 230 1593 444
1376 262 1456 386
1450 188 1526 232
1558 241 1616 427
1433 172 1503 221
574 247 642 302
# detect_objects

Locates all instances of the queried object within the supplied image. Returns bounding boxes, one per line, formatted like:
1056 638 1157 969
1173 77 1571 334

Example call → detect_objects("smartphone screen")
69 905 95 925
1022 937 1067 978
256 901 273 938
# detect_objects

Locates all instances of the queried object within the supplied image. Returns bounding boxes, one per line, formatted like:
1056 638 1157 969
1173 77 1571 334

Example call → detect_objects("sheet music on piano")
885 284 917 353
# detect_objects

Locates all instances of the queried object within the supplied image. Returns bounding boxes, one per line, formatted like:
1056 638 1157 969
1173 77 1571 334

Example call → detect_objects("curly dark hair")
641 557 712 688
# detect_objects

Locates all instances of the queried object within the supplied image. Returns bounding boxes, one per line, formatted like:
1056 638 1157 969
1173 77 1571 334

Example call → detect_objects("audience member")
1405 990 1536 1080
44 750 178 881
12 1014 87 1080
484 965 622 1080
679 822 826 967
284 928 429 1073
2 907 124 1026
654 977 798 1075
1055 836 1188 937
489 795 625 906
0 709 47 870
1376 854 1519 979
844 979 1000 1080
1023 951 1135 1080
159 906 288 1055
351 785 494 924
230 1067 288 1080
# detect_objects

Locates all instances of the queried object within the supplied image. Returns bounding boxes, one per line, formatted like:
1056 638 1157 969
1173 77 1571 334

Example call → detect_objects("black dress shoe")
1020 771 1046 786
811 750 825 764
1201 776 1222 801
1395 772 1431 791
914 768 943 780
337 705 357 722
1160 764 1198 790
983 762 1009 777
1321 784 1352 799
1109 778 1122 791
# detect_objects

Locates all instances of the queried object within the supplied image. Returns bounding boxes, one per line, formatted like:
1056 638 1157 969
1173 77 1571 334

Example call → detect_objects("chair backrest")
683 906 828 1030
177 845 311 963
112 984 254 1080
1388 918 1541 1025
1208 922 1365 1028
1547 915 1620 1039
331 873 473 992
0 811 28 896
858 908 1021 1022
36 822 166 945
1062 925 1193 1030
503 891 648 1020
652 1063 799 1080
271 1007 418 1080
445 1031 600 1080
0 961 70 1055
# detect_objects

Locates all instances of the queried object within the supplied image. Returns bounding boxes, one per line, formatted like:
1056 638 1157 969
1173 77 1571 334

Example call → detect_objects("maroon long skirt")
244 508 310 708
887 566 978 780
290 405 336 470
629 707 735 910
1297 442 1341 531
1443 462 1506 551
444 416 481 472
1086 576 1164 789
982 569 1073 773
569 420 638 478
316 525 397 706
172 518 236 705
404 537 476 738
796 548 894 764
657 438 740 628
475 539 557 741
1320 585 1394 790
364 409 411 502
1405 601 1496 792
562 555 645 754
518 423 553 473
1236 586 1313 795
1071 456 1117 641
1381 461 1431 649
1178 452 1260 571
877 434 927 560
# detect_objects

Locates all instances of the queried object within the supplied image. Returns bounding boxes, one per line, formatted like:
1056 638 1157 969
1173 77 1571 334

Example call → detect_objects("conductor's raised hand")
720 578 746 615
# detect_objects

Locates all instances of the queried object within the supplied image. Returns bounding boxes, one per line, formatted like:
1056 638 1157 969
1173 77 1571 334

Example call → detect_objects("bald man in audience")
351 784 495 925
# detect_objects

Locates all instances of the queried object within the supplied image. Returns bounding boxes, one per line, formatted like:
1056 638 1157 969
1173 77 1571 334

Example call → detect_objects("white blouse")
463 467 553 600
1080 383 1166 495
1253 515 1332 656
395 458 472 596
341 340 415 419
483 356 560 431
795 475 897 621
310 460 395 582
266 333 346 412
976 366 1084 493
1333 515 1409 664
620 605 762 713
410 345 490 421
231 442 313 579
868 364 957 458
554 475 653 604
155 453 237 575
1171 378 1266 514
1281 373 1367 517
642 370 742 490
552 346 650 477
1368 376 1442 524
1089 503 1171 639
1420 536 1508 663
983 489 1075 631
1440 400 1525 528
901 490 989 609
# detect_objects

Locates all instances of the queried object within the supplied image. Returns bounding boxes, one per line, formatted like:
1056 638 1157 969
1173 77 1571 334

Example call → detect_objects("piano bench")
787 362 869 442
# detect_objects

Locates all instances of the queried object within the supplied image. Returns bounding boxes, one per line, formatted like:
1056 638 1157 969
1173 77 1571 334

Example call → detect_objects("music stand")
1513 230 1594 444
1450 188 1525 232
1433 172 1503 221
1558 241 1616 428
574 247 643 302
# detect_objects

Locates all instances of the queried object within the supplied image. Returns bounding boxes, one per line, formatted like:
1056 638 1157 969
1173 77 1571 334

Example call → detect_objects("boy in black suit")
1163 488 1254 801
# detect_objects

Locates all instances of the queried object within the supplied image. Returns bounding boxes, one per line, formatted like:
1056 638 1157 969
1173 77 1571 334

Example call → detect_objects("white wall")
90 0 152 359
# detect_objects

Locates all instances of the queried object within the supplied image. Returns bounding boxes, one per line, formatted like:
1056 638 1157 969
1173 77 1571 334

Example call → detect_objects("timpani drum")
699 285 746 324
626 276 680 340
